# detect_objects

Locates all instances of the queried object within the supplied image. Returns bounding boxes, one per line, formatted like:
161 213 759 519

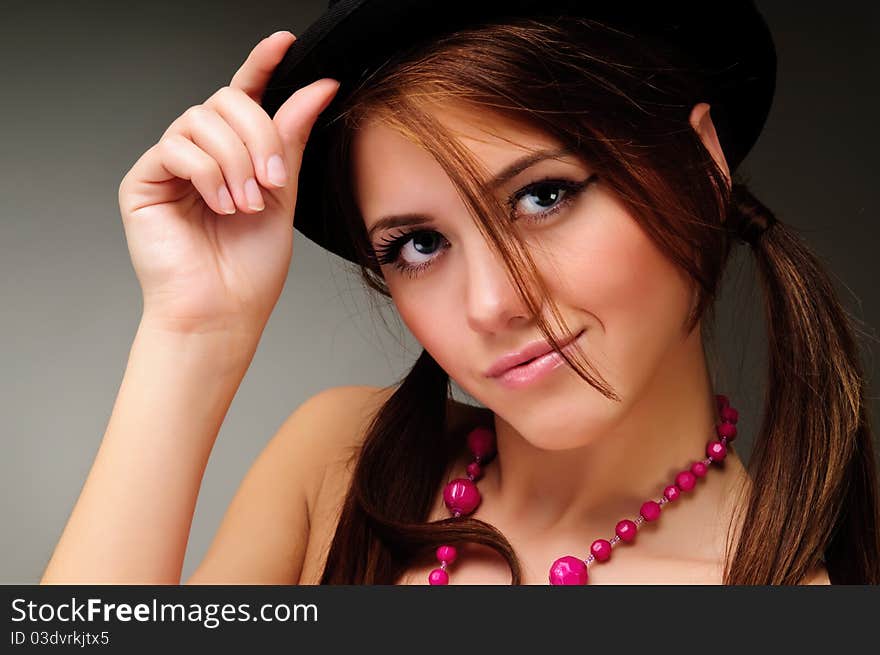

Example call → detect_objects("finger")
204 85 288 191
168 105 265 214
271 78 341 183
229 31 297 104
156 134 238 216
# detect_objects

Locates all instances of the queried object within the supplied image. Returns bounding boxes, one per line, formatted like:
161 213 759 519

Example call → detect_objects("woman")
41 1 879 585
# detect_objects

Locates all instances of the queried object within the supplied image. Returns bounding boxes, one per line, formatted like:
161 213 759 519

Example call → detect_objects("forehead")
351 103 564 225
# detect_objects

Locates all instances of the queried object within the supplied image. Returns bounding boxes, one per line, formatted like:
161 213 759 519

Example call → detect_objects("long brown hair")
314 17 880 584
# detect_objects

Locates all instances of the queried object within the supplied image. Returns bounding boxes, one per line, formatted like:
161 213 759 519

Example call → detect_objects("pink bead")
443 478 481 516
715 394 729 411
466 461 483 481
707 440 727 462
690 461 709 478
616 519 637 542
590 539 612 562
717 422 737 441
466 426 496 460
720 405 739 424
436 545 457 564
675 471 697 492
549 555 589 585
640 500 661 522
428 568 449 585
663 484 681 501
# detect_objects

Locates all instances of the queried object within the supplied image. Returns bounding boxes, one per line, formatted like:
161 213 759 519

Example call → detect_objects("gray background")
1 1 877 584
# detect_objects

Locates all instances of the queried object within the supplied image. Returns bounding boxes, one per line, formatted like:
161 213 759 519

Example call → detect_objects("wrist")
136 314 263 375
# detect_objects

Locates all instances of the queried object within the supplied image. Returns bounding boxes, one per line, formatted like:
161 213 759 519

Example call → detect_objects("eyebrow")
366 147 576 241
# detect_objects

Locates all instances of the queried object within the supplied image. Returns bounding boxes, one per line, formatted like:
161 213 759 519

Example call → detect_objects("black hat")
261 0 777 265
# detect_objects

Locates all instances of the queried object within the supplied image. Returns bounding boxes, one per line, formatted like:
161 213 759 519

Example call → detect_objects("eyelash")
372 174 598 279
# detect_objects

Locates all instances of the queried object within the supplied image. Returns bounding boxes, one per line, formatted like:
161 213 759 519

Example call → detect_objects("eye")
371 173 597 279
509 175 595 222
373 229 449 280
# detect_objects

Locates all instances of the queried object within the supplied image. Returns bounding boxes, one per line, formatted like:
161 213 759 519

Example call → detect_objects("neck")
480 328 750 559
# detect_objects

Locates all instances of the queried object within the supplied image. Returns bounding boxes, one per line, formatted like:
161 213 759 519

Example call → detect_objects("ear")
689 102 731 190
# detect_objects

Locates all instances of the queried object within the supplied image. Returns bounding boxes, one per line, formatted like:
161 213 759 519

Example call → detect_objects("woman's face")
351 103 710 449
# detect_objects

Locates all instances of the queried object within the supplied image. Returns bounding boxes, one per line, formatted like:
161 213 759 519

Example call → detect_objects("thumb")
273 78 341 175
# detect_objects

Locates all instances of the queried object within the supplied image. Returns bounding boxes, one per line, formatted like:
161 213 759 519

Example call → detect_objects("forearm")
40 317 260 584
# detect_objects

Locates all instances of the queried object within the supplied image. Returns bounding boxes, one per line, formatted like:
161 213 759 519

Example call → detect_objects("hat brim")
261 0 776 265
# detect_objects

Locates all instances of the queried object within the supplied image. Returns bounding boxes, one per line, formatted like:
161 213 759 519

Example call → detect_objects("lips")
485 329 585 378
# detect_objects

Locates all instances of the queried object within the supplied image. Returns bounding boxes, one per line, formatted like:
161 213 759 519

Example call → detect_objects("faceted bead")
640 500 661 522
690 461 709 478
720 406 739 424
549 556 589 585
707 440 727 462
436 545 458 564
675 471 697 492
590 538 612 562
715 394 730 411
466 461 483 481
428 568 449 585
717 422 737 441
466 426 496 460
443 478 481 516
616 519 638 542
663 485 681 501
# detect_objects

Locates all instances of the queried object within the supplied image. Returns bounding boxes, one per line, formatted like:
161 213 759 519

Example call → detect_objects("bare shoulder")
802 562 832 585
297 387 492 584
304 385 490 510
295 384 396 487
183 384 394 585
279 384 397 530
296 384 395 584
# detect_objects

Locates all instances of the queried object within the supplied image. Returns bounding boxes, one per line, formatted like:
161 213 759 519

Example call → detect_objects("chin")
521 422 603 452
499 394 620 451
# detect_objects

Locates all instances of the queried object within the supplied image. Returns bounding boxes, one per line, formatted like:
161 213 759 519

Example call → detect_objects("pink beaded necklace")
428 393 740 585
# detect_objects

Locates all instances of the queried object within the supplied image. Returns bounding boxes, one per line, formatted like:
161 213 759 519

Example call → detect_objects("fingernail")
244 177 264 211
218 185 236 214
267 154 287 187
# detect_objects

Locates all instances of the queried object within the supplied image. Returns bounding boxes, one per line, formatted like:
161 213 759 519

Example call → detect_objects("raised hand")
118 31 339 335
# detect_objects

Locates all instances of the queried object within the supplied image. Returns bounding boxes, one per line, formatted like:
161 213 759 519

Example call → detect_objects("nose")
463 238 534 335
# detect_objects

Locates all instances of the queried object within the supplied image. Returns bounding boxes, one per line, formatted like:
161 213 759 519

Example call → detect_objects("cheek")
549 195 694 389
392 284 465 374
